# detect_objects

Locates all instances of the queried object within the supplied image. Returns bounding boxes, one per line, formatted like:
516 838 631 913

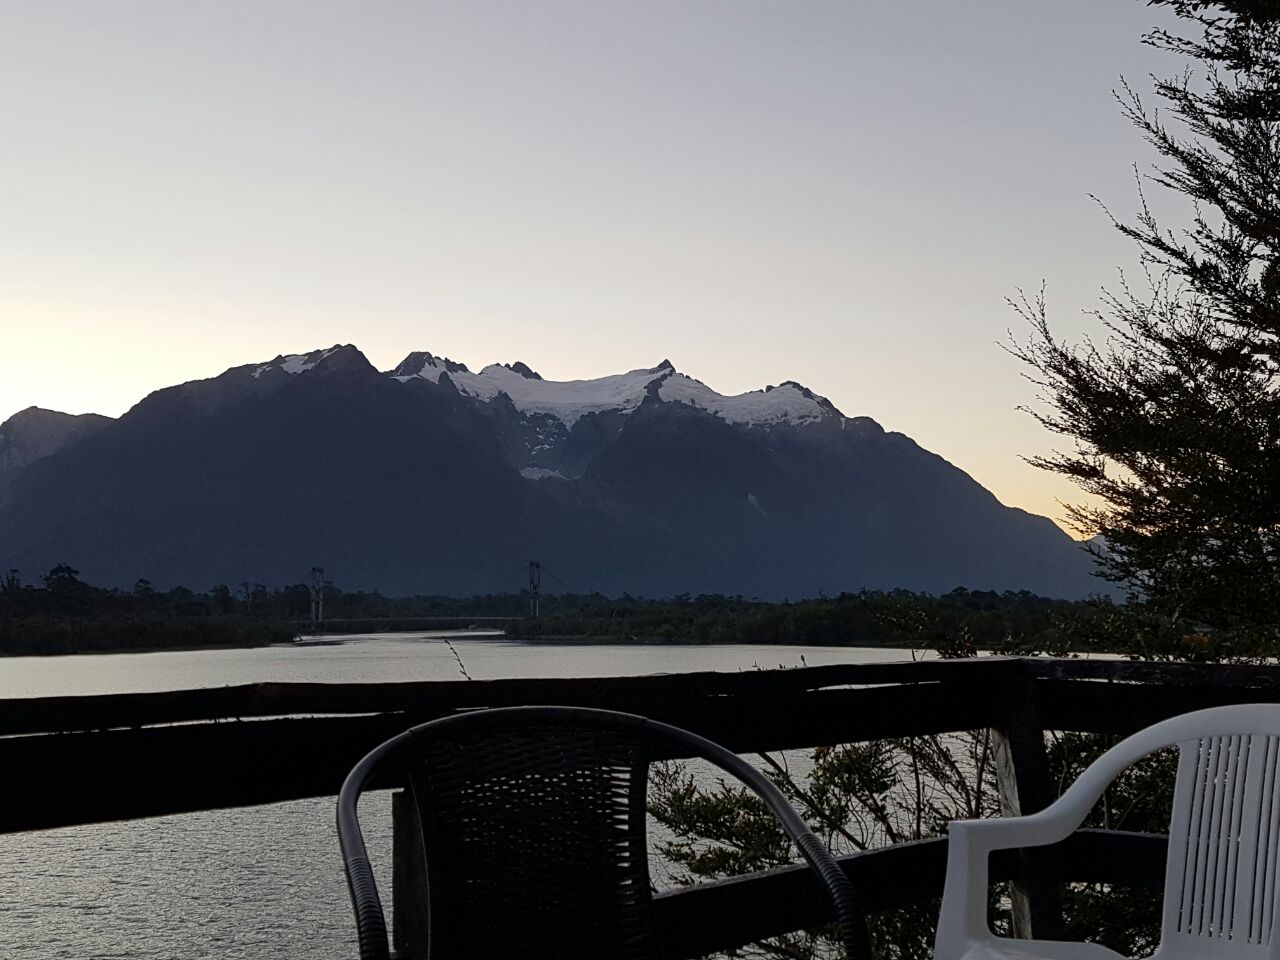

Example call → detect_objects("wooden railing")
7 656 1280 956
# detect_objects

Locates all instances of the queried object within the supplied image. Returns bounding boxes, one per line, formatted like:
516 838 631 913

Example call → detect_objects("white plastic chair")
936 704 1280 960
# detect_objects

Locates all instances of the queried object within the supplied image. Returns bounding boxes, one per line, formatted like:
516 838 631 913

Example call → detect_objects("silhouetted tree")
42 563 83 594
1014 1 1280 641
210 583 235 614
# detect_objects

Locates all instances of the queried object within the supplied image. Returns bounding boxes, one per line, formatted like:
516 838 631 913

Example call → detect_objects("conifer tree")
1015 1 1280 640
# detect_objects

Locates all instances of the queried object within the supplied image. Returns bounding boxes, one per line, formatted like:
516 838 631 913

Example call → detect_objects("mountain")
0 407 113 502
0 345 1103 599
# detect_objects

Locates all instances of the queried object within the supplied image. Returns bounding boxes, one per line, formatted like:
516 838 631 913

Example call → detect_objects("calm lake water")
0 633 924 959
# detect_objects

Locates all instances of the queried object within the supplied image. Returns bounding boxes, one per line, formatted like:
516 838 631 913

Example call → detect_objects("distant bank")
3 578 1112 657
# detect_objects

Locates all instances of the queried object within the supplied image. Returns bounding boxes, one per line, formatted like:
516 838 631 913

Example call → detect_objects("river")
0 633 924 959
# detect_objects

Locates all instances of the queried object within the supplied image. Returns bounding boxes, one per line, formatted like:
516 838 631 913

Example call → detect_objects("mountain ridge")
0 344 1103 599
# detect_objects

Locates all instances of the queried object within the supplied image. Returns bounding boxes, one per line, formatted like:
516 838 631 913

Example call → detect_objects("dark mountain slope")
1 350 546 593
0 407 113 502
549 400 1095 598
0 346 1103 598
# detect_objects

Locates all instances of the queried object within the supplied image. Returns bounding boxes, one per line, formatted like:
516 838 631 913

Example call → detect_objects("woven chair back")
406 720 660 960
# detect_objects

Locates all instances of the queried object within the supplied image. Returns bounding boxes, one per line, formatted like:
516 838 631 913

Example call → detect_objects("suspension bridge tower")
528 560 541 619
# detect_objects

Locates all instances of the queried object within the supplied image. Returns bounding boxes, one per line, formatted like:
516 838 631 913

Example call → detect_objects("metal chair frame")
338 705 871 960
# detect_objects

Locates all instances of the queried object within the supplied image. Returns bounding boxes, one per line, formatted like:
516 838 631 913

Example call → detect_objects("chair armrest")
337 733 410 960
947 804 1086 856
936 784 1101 957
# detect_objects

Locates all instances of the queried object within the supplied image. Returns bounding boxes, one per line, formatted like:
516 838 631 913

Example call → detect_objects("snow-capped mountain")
389 352 853 480
391 353 841 427
0 345 1103 599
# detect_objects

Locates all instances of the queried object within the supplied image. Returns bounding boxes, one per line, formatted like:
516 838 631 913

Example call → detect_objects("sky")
0 1 1186 532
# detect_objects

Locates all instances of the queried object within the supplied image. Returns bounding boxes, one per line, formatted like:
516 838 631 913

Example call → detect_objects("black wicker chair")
337 705 872 960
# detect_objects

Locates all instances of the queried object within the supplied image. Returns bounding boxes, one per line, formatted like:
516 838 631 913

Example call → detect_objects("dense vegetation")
527 588 1263 661
5 558 1256 660
1014 0 1280 644
0 563 544 655
0 565 299 655
506 589 1271 660
2 561 1126 657
507 589 1075 648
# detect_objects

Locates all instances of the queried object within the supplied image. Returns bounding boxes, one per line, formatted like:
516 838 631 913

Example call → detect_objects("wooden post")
392 789 429 960
991 675 1064 940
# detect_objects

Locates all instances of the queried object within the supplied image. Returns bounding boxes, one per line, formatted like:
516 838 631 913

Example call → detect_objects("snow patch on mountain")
520 466 565 480
657 375 832 425
252 345 346 379
396 360 664 425
393 354 842 428
390 352 471 380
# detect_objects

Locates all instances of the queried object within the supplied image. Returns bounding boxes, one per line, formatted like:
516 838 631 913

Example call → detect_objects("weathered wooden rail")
6 655 1280 957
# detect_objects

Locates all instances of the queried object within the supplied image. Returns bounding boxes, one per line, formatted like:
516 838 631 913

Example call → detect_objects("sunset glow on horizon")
1 0 1183 533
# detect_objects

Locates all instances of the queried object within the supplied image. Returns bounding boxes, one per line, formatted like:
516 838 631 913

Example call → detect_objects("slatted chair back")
1161 732 1280 960
338 705 872 960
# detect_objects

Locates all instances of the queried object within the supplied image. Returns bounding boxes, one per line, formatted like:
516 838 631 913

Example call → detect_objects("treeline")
2 563 1232 659
507 591 1258 660
0 563 529 656
0 565 300 655
505 589 1115 653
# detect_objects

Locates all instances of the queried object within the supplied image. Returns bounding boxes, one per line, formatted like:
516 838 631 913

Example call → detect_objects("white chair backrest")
1162 732 1280 959
934 704 1280 960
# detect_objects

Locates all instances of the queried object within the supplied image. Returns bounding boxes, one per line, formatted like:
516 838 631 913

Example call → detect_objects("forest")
0 561 1220 659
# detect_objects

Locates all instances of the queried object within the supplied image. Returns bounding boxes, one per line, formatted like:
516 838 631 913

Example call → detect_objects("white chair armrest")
949 802 1087 855
937 755 1117 957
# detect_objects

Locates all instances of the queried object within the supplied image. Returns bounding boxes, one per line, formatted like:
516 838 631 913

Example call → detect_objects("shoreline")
0 630 928 658
510 633 912 648
0 637 282 660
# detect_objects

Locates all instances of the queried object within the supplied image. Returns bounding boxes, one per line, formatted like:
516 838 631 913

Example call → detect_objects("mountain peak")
388 352 844 428
1 405 113 435
0 407 113 488
772 380 842 414
503 361 542 380
390 351 471 380
2 405 63 429
251 344 369 379
129 345 377 422
157 345 849 432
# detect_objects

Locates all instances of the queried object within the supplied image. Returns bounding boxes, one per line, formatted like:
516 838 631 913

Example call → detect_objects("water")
0 632 923 697
0 633 923 959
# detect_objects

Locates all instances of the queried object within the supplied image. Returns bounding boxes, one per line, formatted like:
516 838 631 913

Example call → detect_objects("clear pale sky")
1 1 1182 532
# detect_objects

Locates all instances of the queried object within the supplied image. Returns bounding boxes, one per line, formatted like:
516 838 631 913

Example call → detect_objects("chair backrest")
936 705 1280 960
1162 731 1280 959
338 705 872 960
405 712 658 960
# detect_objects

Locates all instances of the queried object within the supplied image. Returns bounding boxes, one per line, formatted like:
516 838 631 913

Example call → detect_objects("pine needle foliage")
1012 1 1280 643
